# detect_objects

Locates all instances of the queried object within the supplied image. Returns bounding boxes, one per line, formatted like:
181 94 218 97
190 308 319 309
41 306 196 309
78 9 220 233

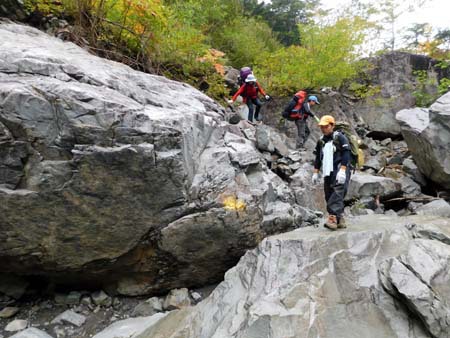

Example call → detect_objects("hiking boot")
337 216 347 229
324 214 338 230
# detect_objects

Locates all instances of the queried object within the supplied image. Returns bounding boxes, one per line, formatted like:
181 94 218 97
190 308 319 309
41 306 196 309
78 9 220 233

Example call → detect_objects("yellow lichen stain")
223 196 246 211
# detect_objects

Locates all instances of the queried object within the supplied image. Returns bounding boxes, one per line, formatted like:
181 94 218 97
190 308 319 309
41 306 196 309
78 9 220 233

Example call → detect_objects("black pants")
247 98 263 122
324 166 351 218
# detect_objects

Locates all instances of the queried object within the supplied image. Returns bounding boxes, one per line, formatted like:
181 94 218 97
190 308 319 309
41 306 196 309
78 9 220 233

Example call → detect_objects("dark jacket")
284 100 315 120
314 131 351 173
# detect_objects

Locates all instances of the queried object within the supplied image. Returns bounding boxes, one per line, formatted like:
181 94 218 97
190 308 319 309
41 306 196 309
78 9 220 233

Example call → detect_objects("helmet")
308 95 320 104
245 74 257 82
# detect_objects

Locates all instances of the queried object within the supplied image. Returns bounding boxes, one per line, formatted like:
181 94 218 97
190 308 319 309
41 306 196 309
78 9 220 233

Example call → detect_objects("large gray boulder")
0 23 307 295
346 172 402 201
396 92 450 188
134 215 450 338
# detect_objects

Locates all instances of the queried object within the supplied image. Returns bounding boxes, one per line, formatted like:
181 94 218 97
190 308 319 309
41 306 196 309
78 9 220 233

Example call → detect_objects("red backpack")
282 91 307 120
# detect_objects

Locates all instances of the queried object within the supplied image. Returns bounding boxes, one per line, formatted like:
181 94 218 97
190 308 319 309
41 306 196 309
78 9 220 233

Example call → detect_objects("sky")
318 0 450 51
320 0 450 31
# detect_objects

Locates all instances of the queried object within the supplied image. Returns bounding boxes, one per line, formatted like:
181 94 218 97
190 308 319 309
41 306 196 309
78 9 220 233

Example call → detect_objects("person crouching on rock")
311 115 351 230
228 74 270 123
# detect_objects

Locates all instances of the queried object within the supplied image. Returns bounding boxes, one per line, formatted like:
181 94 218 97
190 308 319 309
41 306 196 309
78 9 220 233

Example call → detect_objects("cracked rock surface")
0 23 310 295
134 215 450 338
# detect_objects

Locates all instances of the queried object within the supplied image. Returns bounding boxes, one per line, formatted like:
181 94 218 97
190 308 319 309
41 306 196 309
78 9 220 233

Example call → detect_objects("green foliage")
254 18 367 95
23 0 370 102
438 78 450 96
412 70 438 107
243 0 319 46
215 18 280 68
349 82 381 99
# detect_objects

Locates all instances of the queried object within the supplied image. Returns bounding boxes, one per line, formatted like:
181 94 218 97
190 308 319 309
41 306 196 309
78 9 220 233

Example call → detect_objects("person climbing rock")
283 93 319 149
312 115 351 230
228 74 270 123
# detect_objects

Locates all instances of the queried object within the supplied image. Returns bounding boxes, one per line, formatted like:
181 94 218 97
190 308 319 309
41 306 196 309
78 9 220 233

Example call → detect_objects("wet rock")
5 319 28 332
162 288 191 311
9 328 54 338
0 306 19 318
51 310 86 327
415 199 450 217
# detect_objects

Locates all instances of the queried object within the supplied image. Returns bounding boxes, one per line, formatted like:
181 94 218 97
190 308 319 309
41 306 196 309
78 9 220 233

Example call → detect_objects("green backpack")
334 122 360 167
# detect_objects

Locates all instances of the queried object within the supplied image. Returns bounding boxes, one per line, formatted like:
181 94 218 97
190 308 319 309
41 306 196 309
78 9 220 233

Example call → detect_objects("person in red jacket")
229 74 270 123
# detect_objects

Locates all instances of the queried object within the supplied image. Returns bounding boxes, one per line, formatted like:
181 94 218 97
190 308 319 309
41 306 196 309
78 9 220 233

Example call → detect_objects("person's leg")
327 167 351 226
323 176 338 230
304 121 311 144
246 100 254 122
338 168 352 228
254 98 263 121
295 119 306 148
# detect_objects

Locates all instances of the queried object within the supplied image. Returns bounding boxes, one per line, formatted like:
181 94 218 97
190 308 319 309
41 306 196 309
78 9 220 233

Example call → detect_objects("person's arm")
256 82 267 96
232 84 245 102
303 102 315 117
337 133 351 168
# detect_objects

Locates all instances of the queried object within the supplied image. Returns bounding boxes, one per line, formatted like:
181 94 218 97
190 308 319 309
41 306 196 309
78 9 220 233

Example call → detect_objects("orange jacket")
232 82 267 103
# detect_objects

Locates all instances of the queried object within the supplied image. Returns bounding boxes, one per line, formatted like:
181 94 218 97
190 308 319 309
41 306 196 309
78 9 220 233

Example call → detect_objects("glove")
312 173 320 185
265 95 271 100
336 168 347 185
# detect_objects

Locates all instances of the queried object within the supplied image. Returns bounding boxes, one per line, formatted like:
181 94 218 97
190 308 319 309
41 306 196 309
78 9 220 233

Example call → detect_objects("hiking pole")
314 115 320 123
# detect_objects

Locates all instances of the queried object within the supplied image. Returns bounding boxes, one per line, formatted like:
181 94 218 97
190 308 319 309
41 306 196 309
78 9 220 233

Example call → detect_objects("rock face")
346 172 402 201
134 215 450 338
396 92 450 188
0 23 307 295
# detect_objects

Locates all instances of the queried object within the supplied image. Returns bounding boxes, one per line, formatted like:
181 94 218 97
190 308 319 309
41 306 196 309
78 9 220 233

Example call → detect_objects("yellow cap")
318 115 335 126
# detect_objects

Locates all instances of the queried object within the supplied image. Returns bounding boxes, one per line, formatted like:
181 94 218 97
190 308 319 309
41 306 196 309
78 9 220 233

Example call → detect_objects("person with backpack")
311 115 352 230
282 92 320 149
228 74 270 123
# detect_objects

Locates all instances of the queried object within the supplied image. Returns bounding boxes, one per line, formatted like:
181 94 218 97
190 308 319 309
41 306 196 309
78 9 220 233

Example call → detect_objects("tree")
403 23 432 51
254 17 368 94
242 0 319 46
435 29 450 50
378 0 429 51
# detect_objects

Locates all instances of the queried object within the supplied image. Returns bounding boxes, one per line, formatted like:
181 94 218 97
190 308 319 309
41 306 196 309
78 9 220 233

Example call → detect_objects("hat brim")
318 121 330 126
